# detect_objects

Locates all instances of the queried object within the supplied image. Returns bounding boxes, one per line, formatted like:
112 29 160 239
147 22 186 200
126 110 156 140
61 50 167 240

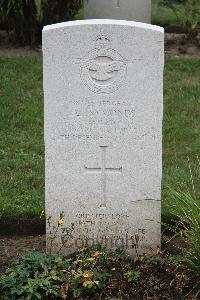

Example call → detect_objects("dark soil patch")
0 233 188 274
0 218 45 272
0 235 46 273
0 233 198 298
164 24 189 34
0 45 42 57
165 33 200 56
0 218 45 236
0 30 41 56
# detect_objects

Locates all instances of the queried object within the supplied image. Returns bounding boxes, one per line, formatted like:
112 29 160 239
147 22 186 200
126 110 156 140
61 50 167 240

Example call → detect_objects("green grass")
0 56 199 220
0 56 44 219
162 58 200 217
152 0 180 26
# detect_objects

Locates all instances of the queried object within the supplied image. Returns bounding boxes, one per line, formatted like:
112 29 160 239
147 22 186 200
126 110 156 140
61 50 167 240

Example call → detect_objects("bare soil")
0 218 45 272
0 232 185 274
0 30 41 56
0 235 46 272
165 33 200 57
0 236 198 299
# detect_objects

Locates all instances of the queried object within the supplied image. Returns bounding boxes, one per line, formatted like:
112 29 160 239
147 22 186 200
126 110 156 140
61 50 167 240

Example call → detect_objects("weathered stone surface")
84 0 151 23
43 19 164 257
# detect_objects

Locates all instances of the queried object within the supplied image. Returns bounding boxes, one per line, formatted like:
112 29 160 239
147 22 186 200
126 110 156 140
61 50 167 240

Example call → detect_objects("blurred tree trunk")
21 0 38 45
0 0 83 46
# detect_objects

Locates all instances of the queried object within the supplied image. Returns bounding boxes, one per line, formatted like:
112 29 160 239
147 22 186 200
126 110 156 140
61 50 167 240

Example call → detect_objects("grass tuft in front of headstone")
0 244 199 299
164 186 200 275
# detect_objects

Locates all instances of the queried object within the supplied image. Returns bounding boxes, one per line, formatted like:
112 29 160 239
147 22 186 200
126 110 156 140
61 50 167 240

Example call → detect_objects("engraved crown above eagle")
85 34 124 82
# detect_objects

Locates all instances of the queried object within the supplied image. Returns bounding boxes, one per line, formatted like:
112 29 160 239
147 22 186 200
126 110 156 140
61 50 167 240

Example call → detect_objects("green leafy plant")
159 0 200 33
0 252 70 299
124 270 140 282
159 0 200 35
0 244 199 299
64 245 118 297
0 246 128 299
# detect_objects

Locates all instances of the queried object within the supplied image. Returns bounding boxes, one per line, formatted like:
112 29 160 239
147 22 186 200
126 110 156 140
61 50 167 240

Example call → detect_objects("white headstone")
84 0 151 23
43 19 164 257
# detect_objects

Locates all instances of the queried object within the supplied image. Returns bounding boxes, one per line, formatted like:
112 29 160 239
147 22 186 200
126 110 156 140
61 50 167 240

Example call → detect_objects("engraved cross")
84 146 122 208
114 0 120 8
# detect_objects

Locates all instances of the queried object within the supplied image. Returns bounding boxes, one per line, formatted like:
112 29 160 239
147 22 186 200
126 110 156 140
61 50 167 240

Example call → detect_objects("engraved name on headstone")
43 19 164 257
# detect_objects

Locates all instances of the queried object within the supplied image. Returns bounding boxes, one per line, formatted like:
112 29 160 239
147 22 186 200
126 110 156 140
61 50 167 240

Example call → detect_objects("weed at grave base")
46 211 75 256
0 244 199 299
163 158 200 277
164 187 200 275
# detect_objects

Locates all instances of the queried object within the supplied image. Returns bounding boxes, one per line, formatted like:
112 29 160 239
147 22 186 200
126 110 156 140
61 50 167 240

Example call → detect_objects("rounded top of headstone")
84 0 152 24
43 19 164 33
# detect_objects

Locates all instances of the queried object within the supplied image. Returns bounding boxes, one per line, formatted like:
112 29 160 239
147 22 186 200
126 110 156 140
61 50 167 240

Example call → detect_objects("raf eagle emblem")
81 34 127 93
88 60 124 81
